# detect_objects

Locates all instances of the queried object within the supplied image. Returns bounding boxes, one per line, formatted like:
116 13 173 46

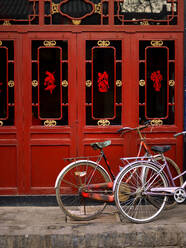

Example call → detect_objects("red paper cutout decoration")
151 70 163 92
97 71 109 93
44 71 56 94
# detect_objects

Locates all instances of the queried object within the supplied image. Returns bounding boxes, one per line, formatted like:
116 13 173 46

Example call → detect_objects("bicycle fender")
55 160 111 189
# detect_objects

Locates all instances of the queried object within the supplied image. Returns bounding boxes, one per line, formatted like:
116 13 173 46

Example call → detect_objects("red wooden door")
76 33 133 177
22 33 77 194
0 32 183 195
76 32 184 178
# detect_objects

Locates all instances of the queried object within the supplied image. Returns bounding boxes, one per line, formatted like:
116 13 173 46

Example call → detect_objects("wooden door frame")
133 32 184 170
0 33 24 195
21 32 78 194
76 32 134 158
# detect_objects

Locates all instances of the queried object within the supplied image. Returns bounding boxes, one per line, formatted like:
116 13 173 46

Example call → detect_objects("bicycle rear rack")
64 155 100 162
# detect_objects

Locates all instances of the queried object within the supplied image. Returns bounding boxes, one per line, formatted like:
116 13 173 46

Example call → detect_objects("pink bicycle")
114 131 186 223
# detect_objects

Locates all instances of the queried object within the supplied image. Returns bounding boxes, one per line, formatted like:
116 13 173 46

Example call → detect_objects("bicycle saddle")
90 140 111 150
151 145 171 153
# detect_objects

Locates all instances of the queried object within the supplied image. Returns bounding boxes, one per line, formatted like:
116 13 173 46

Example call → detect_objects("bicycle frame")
81 135 155 201
143 154 186 197
57 124 181 203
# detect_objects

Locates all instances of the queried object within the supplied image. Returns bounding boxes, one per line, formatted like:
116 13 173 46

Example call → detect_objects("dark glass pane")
139 106 145 124
32 63 38 104
116 88 121 104
32 41 43 60
169 62 175 104
62 62 68 104
111 41 122 60
0 0 33 19
32 107 41 125
45 0 108 25
2 107 14 126
86 41 98 60
103 17 108 25
139 87 145 104
164 41 175 59
146 47 168 118
39 47 62 119
32 87 38 104
0 48 8 119
169 62 175 80
59 40 68 60
169 86 175 104
32 63 38 79
116 63 122 104
86 106 97 125
3 41 14 60
110 106 121 125
62 87 68 104
60 0 93 19
62 62 68 80
0 0 39 24
59 106 68 125
139 41 150 60
86 85 92 104
163 105 174 125
139 62 145 104
81 14 100 25
86 62 91 81
92 47 115 119
102 1 108 15
139 62 145 79
8 63 14 104
116 62 121 79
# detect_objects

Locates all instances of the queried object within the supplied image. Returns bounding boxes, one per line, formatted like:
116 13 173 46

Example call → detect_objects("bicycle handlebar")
117 121 151 135
118 124 186 138
174 131 186 137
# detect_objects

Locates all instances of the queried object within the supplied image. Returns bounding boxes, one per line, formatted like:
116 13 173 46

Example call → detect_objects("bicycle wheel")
56 160 112 221
114 162 168 223
154 156 183 209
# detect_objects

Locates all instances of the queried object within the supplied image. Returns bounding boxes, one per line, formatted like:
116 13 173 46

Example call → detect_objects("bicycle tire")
56 160 112 221
154 155 183 210
114 161 168 223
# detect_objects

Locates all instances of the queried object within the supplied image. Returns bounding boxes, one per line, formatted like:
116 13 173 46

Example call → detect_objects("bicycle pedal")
174 188 186 203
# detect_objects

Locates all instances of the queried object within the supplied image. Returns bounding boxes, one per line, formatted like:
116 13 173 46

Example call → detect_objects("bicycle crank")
174 188 186 203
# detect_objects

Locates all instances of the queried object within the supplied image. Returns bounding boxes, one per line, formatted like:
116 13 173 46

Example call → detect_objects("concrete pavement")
0 204 185 247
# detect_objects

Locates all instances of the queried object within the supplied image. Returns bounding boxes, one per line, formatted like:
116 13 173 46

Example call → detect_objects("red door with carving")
76 33 184 181
0 0 184 195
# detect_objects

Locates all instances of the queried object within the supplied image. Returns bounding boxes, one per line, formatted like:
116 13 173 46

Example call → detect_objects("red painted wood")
0 0 184 195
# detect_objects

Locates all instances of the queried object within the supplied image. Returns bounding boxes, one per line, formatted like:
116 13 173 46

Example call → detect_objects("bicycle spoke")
56 161 111 220
115 163 167 223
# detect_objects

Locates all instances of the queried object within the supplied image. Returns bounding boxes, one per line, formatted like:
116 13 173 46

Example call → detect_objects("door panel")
139 40 175 125
22 33 77 194
0 37 22 195
77 33 134 171
136 34 183 171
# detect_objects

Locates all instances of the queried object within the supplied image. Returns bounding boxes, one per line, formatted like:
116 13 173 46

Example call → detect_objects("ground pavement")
0 204 185 248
